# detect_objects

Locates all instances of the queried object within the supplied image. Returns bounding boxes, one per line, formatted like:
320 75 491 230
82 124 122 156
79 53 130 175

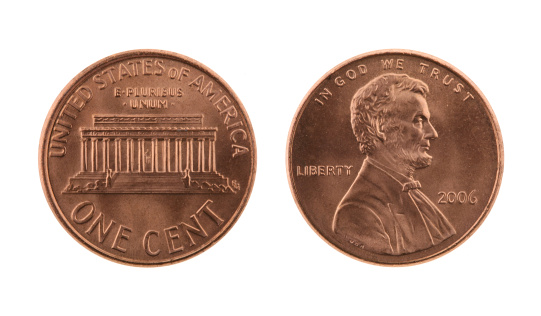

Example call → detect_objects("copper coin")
287 49 503 265
39 50 256 266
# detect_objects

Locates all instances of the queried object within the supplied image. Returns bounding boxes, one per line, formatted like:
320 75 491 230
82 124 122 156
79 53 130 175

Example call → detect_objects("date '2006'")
438 190 478 205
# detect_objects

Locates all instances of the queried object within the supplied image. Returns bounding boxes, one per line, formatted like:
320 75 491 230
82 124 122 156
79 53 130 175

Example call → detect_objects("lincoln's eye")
414 116 424 126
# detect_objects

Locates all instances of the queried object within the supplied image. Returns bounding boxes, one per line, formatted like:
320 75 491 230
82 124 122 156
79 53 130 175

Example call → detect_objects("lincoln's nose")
425 121 438 139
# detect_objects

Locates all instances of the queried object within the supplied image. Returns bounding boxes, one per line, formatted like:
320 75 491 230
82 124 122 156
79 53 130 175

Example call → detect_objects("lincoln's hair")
351 73 429 154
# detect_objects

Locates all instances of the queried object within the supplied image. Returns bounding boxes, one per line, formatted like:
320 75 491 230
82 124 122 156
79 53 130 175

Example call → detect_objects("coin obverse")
287 50 503 265
40 50 256 266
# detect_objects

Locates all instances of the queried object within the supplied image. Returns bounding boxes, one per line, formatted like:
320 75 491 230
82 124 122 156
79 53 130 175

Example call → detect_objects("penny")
287 50 503 265
39 50 256 266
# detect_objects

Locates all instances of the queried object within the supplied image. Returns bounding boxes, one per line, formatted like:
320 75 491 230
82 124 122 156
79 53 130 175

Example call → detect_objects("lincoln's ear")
375 123 386 141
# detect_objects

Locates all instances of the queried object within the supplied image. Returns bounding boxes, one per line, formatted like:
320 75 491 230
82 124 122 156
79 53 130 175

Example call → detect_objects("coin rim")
39 49 257 267
286 49 503 266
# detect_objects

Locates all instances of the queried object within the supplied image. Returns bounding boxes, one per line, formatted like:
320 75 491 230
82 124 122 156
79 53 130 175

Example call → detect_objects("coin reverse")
40 50 256 266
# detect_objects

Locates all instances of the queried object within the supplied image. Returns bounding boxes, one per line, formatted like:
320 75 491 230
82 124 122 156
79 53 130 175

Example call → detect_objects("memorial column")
138 139 143 173
102 138 108 172
126 138 131 172
176 138 182 173
189 138 194 172
115 139 121 172
198 138 203 172
211 140 216 172
151 138 157 172
81 138 87 172
166 139 171 172
162 139 167 173
91 138 97 172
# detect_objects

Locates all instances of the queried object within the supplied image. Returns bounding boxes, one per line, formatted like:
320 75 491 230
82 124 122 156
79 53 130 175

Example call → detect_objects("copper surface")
39 50 256 266
287 50 503 266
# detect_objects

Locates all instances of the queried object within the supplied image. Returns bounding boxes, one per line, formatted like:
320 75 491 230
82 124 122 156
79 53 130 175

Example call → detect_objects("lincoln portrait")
332 73 456 255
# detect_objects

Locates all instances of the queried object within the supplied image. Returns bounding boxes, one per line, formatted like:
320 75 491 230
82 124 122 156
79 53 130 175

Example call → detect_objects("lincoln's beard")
399 146 432 169
386 131 433 170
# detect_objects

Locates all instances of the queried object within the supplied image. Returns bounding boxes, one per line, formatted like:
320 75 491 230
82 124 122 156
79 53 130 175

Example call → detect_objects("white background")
1 1 539 315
